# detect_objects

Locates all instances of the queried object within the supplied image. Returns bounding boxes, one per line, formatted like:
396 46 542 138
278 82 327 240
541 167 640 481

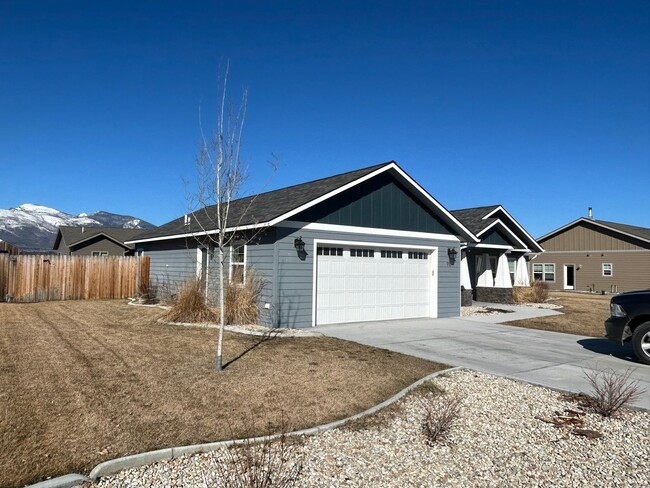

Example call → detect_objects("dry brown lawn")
0 300 445 487
504 292 611 337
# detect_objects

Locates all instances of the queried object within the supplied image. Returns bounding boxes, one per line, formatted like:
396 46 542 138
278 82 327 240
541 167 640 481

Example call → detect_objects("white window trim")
91 251 109 257
532 263 556 282
602 263 613 277
229 244 247 283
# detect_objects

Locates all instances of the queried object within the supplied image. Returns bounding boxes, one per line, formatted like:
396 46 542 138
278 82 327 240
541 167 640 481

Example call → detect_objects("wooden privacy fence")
0 255 150 303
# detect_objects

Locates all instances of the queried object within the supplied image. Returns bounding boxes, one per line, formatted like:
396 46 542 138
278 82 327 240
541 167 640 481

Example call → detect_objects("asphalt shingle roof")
593 219 650 242
132 162 393 242
58 227 147 250
450 205 501 235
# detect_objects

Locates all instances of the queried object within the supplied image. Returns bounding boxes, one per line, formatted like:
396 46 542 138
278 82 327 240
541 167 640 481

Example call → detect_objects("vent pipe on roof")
588 207 593 219
184 214 191 226
81 226 85 233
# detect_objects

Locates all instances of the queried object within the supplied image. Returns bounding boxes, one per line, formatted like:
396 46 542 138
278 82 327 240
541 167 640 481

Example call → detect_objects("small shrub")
212 416 302 488
163 279 218 323
421 392 463 445
513 280 549 304
583 368 644 417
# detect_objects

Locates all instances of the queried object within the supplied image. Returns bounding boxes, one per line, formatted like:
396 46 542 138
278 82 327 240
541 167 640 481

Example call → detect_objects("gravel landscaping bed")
96 370 649 487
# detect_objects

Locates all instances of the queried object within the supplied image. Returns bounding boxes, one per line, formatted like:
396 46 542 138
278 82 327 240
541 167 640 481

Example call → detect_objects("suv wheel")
631 321 650 365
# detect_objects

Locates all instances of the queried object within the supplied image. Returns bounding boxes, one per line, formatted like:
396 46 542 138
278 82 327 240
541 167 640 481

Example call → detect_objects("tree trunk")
215 246 226 370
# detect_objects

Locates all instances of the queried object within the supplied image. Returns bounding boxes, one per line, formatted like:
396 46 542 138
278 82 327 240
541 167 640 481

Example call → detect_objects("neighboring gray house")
451 205 544 303
53 226 145 256
127 161 478 328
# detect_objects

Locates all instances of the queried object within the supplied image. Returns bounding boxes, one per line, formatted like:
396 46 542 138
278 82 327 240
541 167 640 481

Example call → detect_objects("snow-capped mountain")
0 204 155 251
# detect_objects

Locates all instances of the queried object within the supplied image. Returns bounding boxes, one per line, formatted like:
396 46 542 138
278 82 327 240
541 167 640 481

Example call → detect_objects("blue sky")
1 0 648 237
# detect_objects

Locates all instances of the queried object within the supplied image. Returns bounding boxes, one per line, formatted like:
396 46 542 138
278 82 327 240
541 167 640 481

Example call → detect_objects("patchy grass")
504 292 610 337
0 300 445 487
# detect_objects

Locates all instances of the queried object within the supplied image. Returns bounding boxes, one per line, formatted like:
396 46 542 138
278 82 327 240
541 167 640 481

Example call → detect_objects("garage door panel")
316 246 434 325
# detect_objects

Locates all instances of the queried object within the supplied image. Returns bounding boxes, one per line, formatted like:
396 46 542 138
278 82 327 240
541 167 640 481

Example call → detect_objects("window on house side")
230 245 246 284
602 263 613 277
532 263 555 282
91 251 108 257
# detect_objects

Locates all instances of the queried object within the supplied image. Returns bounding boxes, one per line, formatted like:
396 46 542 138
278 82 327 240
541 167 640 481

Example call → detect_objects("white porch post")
460 253 472 290
477 253 494 287
495 253 512 288
515 255 530 286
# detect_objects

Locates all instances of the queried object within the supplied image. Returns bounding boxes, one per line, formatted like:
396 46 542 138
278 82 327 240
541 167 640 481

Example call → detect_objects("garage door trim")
311 238 438 326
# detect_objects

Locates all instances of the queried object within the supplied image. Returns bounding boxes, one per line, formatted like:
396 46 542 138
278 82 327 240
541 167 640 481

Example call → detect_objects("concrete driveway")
317 305 650 410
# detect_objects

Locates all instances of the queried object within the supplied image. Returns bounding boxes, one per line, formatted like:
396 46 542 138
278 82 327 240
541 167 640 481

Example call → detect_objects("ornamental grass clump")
163 279 219 323
224 270 264 325
513 280 549 304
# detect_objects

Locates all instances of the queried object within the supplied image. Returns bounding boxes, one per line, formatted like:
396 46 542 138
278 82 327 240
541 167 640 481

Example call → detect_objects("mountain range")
0 204 156 251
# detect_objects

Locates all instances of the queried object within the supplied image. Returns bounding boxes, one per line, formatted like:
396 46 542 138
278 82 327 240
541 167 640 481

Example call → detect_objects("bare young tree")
189 63 249 371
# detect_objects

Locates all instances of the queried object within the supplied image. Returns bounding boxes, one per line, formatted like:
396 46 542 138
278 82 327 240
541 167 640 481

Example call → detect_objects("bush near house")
512 280 549 304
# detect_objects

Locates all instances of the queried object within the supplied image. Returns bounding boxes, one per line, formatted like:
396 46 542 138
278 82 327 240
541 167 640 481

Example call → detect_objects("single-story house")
451 205 544 303
127 161 479 328
536 215 650 293
53 226 146 256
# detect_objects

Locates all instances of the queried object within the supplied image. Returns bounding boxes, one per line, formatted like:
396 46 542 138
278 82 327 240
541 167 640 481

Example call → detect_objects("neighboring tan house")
536 217 650 293
53 227 146 256
127 161 479 328
451 205 544 303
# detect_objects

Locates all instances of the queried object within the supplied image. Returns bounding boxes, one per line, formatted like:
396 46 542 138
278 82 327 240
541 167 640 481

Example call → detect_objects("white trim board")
483 205 545 252
282 221 461 242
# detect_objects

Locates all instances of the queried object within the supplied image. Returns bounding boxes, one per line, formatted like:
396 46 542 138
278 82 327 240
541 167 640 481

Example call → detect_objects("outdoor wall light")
447 247 458 265
294 237 306 253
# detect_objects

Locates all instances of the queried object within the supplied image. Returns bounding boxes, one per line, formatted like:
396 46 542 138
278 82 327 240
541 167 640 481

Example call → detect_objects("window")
508 258 517 284
380 250 402 259
533 263 555 282
408 251 428 260
350 248 374 258
91 251 108 257
602 263 613 277
317 247 343 256
230 244 246 284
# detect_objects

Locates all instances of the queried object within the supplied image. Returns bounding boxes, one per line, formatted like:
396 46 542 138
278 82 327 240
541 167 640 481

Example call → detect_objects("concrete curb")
27 474 90 488
88 366 462 481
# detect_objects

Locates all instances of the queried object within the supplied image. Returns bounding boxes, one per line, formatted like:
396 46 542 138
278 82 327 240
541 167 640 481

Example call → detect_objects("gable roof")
129 161 479 244
54 226 146 251
451 205 544 252
538 218 650 245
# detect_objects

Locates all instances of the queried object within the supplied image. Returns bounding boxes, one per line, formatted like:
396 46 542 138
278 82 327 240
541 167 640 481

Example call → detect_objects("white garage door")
316 245 435 325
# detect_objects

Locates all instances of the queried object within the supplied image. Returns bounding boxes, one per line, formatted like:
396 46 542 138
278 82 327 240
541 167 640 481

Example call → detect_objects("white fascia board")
476 220 529 250
483 205 545 252
125 222 268 245
281 221 461 242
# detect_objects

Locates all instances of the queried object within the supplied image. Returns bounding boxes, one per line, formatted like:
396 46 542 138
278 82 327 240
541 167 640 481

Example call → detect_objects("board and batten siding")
259 224 460 328
541 222 648 252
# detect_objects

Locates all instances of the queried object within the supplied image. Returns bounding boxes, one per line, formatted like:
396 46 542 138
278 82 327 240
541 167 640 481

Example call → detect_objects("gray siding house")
451 205 544 303
128 162 478 328
53 226 145 256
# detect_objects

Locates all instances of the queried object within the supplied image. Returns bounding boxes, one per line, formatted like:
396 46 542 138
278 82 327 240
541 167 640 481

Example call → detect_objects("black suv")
605 290 650 365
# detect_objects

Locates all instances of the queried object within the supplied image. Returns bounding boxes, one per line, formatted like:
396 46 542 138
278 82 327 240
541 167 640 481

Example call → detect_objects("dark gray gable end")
291 171 457 234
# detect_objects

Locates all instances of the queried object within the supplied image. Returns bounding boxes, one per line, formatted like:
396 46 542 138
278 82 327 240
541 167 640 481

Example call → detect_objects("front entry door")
564 265 575 290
